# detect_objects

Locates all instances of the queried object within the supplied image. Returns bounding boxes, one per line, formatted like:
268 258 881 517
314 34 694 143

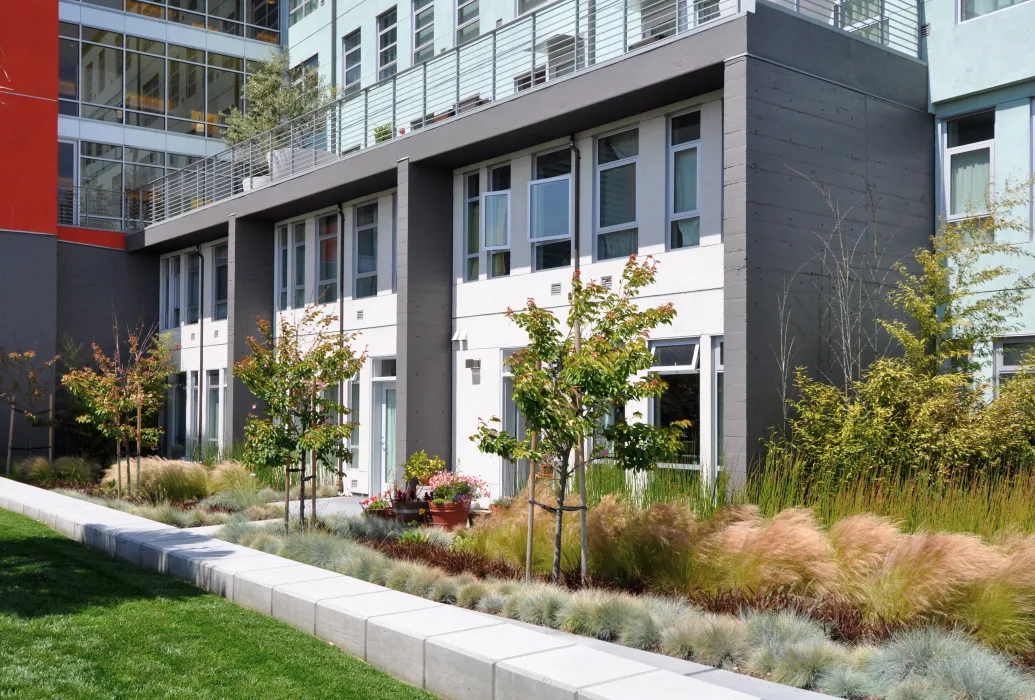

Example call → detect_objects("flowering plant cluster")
361 492 391 510
427 472 488 502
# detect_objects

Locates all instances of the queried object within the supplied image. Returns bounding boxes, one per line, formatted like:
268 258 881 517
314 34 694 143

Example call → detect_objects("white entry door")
372 381 396 494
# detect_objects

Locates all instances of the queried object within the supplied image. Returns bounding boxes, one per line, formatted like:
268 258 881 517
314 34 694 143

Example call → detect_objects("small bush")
688 615 749 670
52 456 101 485
513 586 570 628
816 666 874 699
13 456 56 485
475 592 508 615
456 581 489 609
771 640 849 689
209 460 254 493
102 458 210 503
428 577 460 604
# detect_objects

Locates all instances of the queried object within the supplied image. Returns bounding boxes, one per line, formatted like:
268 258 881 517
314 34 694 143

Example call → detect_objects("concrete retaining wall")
0 478 831 700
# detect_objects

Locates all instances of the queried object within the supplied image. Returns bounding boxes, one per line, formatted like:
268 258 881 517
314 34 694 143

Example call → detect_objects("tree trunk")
115 437 122 499
525 431 539 581
299 452 306 529
311 450 318 531
125 441 132 498
576 443 588 585
552 459 568 583
48 394 54 464
6 401 14 477
136 395 142 496
284 456 291 532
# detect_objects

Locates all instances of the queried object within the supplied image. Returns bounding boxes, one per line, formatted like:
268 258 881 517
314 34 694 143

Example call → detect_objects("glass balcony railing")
126 0 920 228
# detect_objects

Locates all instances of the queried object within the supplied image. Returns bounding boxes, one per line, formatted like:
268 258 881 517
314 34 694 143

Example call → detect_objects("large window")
413 0 435 64
214 244 229 320
318 214 338 303
457 0 480 45
500 349 530 497
162 256 181 328
485 165 511 278
961 0 1033 20
945 111 994 220
464 173 480 281
530 149 572 271
293 222 307 307
114 0 280 41
277 225 289 310
355 203 379 298
650 340 701 466
596 129 639 260
206 369 222 447
342 30 361 94
995 338 1035 389
289 0 318 25
59 23 253 137
669 111 701 249
186 252 201 324
79 141 124 225
377 8 398 81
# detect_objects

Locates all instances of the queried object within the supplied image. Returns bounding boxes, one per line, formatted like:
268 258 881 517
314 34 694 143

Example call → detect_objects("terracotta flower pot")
429 501 471 530
363 507 393 520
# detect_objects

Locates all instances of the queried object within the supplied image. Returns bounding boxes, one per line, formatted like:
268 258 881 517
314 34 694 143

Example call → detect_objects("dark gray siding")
395 159 454 482
721 51 934 481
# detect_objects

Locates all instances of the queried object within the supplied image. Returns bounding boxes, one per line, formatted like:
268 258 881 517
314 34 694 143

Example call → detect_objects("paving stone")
426 623 575 700
580 669 760 700
233 563 340 615
165 541 263 583
315 590 440 659
139 534 220 573
271 576 384 634
367 605 504 687
496 645 656 700
116 528 208 566
197 553 298 599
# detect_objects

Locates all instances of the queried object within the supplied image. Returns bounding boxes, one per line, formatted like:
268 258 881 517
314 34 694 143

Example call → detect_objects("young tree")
62 317 175 496
223 51 333 147
234 306 366 530
1 349 59 475
472 256 689 582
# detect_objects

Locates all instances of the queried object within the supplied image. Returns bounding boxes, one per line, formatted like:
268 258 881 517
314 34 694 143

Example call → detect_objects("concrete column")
395 158 453 482
721 56 749 484
226 216 275 448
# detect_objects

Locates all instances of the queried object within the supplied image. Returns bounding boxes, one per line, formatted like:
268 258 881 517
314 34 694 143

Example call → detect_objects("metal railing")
128 0 920 228
58 187 139 232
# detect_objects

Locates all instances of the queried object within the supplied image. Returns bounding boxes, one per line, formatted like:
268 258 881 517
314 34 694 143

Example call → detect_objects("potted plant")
490 497 513 516
426 472 488 530
403 449 446 497
391 486 430 525
361 492 393 520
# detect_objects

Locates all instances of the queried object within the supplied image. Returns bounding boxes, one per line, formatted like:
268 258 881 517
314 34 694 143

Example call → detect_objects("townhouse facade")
124 0 933 496
925 0 1035 388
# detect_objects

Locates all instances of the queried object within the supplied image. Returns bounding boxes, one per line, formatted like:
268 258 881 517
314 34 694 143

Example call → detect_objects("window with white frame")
318 214 338 303
995 338 1035 388
189 369 199 447
206 369 222 448
276 225 289 310
167 372 187 458
457 0 479 45
485 164 511 278
669 111 701 249
596 129 639 260
293 221 307 307
377 8 398 81
348 375 361 466
464 173 480 281
186 252 201 324
650 339 700 466
501 348 529 497
960 0 1033 21
530 149 572 271
342 30 361 94
413 0 435 64
355 202 378 298
214 243 228 320
945 111 994 220
162 256 181 328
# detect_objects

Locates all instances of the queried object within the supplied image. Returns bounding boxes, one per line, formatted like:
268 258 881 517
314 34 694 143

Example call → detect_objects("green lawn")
0 509 436 699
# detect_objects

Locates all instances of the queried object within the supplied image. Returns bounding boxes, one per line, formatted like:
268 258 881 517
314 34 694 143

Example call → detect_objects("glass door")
372 383 397 495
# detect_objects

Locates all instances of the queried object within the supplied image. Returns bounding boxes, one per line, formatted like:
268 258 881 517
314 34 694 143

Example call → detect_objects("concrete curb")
0 478 833 700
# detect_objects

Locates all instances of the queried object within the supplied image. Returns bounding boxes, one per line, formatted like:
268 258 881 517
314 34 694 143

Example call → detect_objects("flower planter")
429 502 471 530
363 507 393 520
392 501 428 525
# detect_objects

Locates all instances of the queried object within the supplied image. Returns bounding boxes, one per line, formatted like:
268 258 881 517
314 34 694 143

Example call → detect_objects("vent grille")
550 282 562 296
351 479 358 488
920 23 931 36
602 275 613 289
357 310 364 320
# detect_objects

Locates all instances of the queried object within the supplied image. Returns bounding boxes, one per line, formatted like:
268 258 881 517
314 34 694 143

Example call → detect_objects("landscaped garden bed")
217 502 1035 700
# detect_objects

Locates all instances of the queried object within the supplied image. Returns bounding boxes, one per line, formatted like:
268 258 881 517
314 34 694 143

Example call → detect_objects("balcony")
126 0 921 229
58 186 136 232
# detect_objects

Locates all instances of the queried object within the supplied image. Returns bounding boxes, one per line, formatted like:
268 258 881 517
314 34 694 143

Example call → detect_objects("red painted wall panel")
0 1 58 236
57 226 126 251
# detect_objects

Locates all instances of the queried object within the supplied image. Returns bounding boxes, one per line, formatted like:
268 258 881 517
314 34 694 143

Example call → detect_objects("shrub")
771 640 849 689
209 460 254 493
13 456 56 485
52 456 101 485
513 585 571 629
102 458 210 503
687 615 749 670
475 592 508 615
742 611 827 676
456 581 489 609
816 666 874 699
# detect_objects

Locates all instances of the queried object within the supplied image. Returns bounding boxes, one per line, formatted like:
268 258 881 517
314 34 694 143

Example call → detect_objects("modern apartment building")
118 0 934 496
925 0 1035 388
0 2 277 452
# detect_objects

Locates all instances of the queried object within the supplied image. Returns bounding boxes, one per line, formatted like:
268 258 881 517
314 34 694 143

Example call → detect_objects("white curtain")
598 229 638 260
484 192 509 248
950 148 990 216
673 147 697 213
672 217 700 248
530 178 570 239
